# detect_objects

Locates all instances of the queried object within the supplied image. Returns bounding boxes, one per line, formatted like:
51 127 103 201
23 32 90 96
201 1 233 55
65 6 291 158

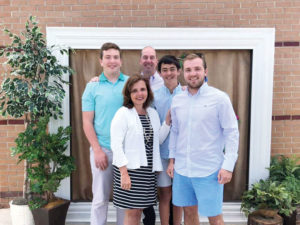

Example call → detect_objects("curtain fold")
70 49 251 201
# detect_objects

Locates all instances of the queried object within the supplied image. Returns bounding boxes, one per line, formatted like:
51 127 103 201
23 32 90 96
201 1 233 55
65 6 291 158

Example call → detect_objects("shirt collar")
151 71 158 81
99 72 125 82
187 82 208 96
163 83 181 95
141 71 157 80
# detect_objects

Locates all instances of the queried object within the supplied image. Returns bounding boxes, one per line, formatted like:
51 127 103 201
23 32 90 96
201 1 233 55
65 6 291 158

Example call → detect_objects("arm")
119 166 131 190
167 105 178 177
110 108 129 168
89 76 99 83
159 113 170 145
217 169 233 184
82 111 108 170
168 106 178 159
218 95 239 184
167 158 175 178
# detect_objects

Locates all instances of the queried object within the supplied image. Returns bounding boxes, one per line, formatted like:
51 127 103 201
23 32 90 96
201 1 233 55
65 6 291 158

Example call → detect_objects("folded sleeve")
159 121 170 145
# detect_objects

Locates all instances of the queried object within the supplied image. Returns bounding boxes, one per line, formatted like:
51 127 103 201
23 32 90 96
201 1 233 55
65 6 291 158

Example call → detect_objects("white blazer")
111 106 169 172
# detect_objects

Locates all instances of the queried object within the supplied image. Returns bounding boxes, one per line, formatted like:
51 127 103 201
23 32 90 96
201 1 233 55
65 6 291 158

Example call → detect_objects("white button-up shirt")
169 82 239 177
149 71 164 91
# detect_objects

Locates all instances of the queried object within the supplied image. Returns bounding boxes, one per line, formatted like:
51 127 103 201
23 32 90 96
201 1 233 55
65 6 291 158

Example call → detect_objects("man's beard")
187 79 204 90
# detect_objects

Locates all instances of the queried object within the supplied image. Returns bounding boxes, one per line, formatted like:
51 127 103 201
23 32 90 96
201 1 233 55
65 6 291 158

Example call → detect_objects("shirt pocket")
192 103 218 121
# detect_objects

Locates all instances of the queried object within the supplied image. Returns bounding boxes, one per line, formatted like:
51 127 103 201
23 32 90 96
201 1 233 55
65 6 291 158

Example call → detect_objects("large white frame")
47 27 275 201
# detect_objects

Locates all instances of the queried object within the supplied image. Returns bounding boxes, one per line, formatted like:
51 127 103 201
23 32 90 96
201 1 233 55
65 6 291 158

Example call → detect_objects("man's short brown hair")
123 75 154 109
99 42 121 59
183 53 207 69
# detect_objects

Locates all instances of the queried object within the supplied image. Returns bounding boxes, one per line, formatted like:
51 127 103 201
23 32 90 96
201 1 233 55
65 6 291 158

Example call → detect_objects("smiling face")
183 57 207 94
99 48 122 76
130 80 148 108
159 63 180 87
140 47 158 78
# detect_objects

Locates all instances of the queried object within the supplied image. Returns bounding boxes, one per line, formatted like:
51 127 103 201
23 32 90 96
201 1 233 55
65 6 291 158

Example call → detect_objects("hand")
217 169 233 184
121 172 131 190
94 149 108 170
165 109 171 126
167 159 174 178
89 76 99 83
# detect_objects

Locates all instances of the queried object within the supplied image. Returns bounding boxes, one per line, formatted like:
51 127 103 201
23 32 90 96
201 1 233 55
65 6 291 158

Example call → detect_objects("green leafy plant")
12 117 75 209
0 16 75 209
241 179 295 217
268 155 300 207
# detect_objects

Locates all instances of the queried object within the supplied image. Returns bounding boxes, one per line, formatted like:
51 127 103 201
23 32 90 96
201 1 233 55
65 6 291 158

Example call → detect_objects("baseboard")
66 202 247 224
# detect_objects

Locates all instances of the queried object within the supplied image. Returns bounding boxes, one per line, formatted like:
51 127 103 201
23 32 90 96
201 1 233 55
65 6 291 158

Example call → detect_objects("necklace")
142 114 153 144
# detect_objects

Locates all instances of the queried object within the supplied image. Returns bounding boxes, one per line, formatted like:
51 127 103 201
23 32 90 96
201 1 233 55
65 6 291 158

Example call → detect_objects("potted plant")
268 155 300 225
241 179 295 224
241 179 295 219
0 16 75 225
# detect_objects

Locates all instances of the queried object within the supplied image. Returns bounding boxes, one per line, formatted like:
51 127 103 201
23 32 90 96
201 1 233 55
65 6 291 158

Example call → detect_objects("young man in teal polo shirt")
82 42 128 225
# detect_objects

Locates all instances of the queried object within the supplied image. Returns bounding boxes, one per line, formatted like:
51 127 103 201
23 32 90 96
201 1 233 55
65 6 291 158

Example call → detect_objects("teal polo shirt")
82 72 128 150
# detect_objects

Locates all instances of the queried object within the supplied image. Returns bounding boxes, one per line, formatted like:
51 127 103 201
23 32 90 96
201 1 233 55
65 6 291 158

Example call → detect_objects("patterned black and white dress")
113 114 157 209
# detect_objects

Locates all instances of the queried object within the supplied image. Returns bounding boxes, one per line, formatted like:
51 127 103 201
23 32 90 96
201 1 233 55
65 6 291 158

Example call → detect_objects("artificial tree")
0 16 75 209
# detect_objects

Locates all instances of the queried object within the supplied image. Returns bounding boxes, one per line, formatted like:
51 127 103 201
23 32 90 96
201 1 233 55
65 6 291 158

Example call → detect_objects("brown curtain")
70 49 251 202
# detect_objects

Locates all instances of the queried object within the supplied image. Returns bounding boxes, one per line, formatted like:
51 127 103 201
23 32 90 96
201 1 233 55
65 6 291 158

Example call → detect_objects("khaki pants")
90 147 125 225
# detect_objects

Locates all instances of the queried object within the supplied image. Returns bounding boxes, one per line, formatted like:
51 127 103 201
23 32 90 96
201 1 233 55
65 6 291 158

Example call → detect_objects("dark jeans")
143 206 156 225
169 198 173 224
142 199 174 225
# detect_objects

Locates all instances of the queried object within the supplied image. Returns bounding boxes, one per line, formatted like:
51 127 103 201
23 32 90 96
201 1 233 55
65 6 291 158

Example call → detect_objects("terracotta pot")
248 212 283 225
280 210 297 225
9 200 35 225
31 199 70 225
256 209 278 218
252 209 279 218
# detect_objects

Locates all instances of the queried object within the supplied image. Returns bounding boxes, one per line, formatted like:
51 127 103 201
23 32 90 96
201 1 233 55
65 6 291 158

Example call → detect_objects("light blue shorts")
157 158 172 187
172 170 223 217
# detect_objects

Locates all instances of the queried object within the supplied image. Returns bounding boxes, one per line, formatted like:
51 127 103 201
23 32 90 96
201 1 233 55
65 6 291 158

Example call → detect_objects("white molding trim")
46 27 275 220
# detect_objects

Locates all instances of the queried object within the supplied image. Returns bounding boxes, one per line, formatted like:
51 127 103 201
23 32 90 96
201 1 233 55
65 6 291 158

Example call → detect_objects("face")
99 48 122 75
183 57 207 91
130 80 148 108
140 47 158 76
159 63 180 86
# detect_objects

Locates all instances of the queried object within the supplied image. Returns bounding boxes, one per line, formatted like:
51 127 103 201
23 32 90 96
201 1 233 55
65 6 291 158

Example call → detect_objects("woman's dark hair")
123 74 154 109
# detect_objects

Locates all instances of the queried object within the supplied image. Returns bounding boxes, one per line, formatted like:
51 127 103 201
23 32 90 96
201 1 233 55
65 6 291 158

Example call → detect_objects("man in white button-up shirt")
167 53 239 225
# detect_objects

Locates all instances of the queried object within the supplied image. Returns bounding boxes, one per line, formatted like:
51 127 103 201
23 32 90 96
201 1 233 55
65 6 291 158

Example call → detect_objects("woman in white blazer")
111 75 170 225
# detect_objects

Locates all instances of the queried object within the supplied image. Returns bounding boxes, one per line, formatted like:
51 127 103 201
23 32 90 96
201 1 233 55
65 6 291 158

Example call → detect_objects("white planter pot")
9 200 35 225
